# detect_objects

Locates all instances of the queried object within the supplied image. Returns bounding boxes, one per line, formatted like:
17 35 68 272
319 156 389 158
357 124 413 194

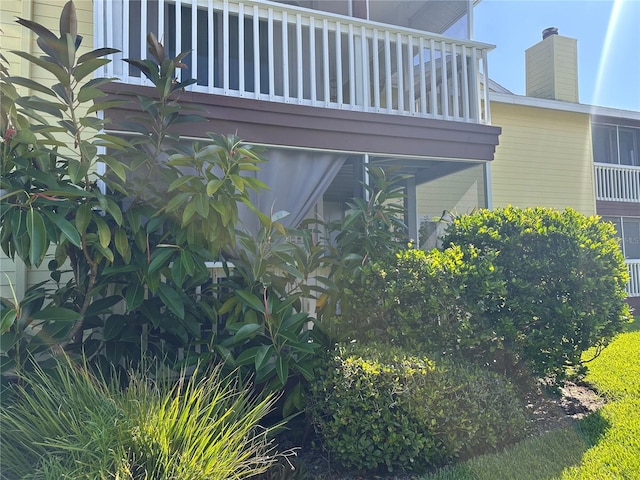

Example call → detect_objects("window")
619 127 640 167
592 123 640 166
592 124 618 164
623 217 640 259
603 216 640 259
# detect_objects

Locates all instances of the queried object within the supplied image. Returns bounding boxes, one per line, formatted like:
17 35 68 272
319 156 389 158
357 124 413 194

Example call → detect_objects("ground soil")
271 381 606 480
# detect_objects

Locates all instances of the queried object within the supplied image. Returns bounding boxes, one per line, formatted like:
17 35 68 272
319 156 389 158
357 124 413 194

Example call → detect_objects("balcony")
595 163 640 203
94 0 492 124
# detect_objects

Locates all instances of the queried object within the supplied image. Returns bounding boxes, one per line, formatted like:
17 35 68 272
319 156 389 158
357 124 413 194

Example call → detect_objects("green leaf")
295 360 316 381
33 321 73 344
158 283 185 319
11 51 69 86
235 290 265 313
125 284 144 310
102 156 128 183
280 312 309 332
195 193 209 218
16 17 57 43
147 248 175 275
171 254 186 288
77 85 105 103
255 362 276 384
168 175 197 192
6 76 56 97
1 309 17 334
78 47 120 64
85 296 122 317
231 323 262 344
164 192 191 214
87 99 127 115
180 312 201 338
180 250 195 276
235 346 261 366
94 215 111 249
73 58 109 83
114 227 130 263
182 201 197 225
103 316 126 341
93 243 114 263
17 95 66 118
31 307 81 322
42 211 81 248
26 208 47 267
255 344 274 370
59 1 78 40
75 204 91 234
275 355 289 385
68 158 90 183
206 179 222 196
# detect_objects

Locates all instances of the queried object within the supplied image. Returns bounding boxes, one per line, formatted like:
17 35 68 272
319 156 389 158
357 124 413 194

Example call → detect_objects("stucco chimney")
525 28 579 102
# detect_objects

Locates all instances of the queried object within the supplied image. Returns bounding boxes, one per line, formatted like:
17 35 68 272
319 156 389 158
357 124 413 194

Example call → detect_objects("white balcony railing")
595 163 640 203
628 260 640 297
94 0 492 123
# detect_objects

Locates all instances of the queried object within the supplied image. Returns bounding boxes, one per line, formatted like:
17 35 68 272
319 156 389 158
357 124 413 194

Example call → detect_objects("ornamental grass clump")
0 356 282 480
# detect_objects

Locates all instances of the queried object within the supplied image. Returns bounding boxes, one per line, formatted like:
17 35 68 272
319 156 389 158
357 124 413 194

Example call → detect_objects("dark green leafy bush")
338 246 505 355
308 343 528 473
441 207 632 381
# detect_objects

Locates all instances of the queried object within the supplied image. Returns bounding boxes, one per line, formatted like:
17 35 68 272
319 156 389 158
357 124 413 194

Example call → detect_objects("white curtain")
239 148 347 234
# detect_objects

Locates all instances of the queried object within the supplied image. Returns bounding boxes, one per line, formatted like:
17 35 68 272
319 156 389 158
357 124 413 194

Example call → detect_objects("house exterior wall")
0 1 93 300
489 102 595 215
416 164 485 221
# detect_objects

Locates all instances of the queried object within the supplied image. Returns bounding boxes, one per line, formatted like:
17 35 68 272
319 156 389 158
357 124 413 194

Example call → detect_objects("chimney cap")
542 27 558 40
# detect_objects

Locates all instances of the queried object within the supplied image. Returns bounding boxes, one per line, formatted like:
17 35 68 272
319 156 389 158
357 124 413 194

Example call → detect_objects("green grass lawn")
421 331 640 480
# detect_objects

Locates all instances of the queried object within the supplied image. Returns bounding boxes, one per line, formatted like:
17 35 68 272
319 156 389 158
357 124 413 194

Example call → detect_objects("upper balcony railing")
594 163 640 203
94 0 492 123
627 260 640 297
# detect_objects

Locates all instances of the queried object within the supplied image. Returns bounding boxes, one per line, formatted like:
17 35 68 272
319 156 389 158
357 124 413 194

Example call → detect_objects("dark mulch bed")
265 381 605 480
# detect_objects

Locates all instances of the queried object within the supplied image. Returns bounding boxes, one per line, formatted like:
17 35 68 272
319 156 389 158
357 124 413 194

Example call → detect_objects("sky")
473 0 640 112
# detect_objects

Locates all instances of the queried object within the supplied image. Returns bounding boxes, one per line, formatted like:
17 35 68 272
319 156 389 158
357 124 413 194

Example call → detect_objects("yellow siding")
0 256 18 300
1 1 95 302
490 102 595 215
417 164 486 220
552 36 579 103
526 39 555 100
525 36 578 103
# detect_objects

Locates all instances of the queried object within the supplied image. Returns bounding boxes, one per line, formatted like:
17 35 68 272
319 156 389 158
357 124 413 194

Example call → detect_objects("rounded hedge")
440 206 632 381
308 343 529 473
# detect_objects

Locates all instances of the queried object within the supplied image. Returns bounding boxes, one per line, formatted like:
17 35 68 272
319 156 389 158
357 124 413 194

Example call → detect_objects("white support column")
467 0 474 40
223 0 230 92
405 176 418 242
238 3 245 94
484 162 493 209
253 5 260 97
363 153 370 201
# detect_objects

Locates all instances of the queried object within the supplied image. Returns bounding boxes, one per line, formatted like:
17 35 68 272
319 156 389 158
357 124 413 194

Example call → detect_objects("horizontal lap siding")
416 165 485 220
490 102 596 215
1 1 94 301
0 255 18 300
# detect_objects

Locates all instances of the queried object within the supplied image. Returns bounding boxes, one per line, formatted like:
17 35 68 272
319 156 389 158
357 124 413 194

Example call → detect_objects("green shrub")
440 206 631 381
0 356 282 479
308 343 528 473
338 246 505 357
